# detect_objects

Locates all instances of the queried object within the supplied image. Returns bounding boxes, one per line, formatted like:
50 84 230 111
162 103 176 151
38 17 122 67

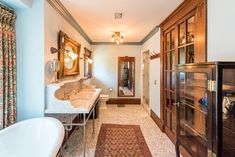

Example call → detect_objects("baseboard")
150 110 164 131
107 98 141 104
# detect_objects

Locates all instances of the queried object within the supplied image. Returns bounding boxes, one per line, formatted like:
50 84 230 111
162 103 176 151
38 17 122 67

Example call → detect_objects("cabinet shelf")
223 119 235 134
178 42 194 49
181 101 207 115
223 83 235 91
180 94 194 101
180 83 207 89
180 119 207 141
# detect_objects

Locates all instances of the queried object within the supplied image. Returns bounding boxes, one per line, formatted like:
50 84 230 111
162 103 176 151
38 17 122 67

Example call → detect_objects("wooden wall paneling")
150 110 164 131
195 0 207 62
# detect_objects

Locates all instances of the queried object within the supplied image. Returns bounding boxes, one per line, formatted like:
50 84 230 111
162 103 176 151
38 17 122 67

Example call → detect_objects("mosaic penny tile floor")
62 105 176 157
94 124 152 157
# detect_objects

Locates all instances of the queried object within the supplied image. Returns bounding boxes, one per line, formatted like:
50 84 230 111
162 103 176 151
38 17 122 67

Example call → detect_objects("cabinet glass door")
164 28 176 134
178 16 195 64
222 69 235 156
178 71 208 157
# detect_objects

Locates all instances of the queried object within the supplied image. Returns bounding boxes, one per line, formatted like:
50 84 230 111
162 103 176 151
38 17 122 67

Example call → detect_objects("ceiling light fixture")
111 32 124 45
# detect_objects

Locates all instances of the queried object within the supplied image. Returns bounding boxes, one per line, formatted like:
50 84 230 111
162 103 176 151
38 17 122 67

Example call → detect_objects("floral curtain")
0 5 17 129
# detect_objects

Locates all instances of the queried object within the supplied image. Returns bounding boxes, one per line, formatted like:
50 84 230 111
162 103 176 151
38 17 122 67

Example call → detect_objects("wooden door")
163 26 177 140
160 0 207 144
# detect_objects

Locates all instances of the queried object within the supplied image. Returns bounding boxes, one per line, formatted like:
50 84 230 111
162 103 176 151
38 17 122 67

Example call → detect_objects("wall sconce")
51 47 92 63
51 59 60 83
80 57 93 64
50 47 78 61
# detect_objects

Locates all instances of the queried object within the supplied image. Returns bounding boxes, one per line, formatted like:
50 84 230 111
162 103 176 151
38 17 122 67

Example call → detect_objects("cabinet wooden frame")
160 0 207 143
175 62 235 157
175 63 214 157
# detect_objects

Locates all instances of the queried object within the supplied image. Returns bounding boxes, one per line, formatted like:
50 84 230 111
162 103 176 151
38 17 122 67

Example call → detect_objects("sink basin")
71 98 91 111
69 92 93 100
76 90 96 99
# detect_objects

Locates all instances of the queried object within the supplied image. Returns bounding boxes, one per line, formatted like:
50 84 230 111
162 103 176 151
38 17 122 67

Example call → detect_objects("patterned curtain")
0 5 17 129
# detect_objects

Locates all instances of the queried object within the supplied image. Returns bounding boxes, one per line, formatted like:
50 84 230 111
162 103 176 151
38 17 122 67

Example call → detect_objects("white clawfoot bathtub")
0 117 65 157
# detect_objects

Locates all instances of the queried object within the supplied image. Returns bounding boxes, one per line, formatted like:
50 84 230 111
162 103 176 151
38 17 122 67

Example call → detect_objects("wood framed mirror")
84 47 92 78
118 56 135 97
58 31 81 79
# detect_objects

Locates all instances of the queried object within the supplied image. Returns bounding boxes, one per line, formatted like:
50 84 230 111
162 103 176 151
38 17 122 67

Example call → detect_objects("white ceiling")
60 0 183 42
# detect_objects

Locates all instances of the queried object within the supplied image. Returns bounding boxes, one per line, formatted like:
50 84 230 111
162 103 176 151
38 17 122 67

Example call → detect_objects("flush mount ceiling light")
111 32 124 45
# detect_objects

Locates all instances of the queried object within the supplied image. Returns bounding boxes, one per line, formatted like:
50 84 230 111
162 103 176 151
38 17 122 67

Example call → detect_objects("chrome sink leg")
93 107 95 137
83 113 86 157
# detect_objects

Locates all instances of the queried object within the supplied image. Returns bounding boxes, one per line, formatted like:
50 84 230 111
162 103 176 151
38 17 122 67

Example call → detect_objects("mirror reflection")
64 46 78 69
118 57 135 97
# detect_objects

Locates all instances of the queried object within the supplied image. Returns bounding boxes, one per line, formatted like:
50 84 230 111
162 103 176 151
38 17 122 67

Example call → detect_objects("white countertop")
45 86 101 114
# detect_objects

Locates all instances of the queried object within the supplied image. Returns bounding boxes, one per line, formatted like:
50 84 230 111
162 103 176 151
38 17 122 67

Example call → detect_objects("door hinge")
207 80 216 92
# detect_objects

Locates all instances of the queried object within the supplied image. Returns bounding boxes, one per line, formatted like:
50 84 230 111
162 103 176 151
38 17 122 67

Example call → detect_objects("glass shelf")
180 100 208 115
178 70 208 157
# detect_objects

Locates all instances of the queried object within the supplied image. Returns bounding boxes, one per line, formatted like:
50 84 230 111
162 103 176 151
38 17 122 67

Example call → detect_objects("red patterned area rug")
94 124 153 157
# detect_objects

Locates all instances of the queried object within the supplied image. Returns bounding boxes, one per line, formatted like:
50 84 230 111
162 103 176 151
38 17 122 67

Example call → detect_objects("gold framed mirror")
58 31 81 79
118 56 135 97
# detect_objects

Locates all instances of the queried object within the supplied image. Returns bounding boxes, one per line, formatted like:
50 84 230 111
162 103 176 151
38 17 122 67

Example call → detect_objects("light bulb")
182 38 186 44
68 51 78 60
87 58 93 64
191 36 194 42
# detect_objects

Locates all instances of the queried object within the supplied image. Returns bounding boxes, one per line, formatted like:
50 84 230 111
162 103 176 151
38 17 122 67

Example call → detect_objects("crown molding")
140 25 159 45
47 0 159 46
91 42 142 45
47 0 92 44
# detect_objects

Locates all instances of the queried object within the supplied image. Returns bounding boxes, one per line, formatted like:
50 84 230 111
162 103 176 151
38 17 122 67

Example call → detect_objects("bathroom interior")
0 0 235 157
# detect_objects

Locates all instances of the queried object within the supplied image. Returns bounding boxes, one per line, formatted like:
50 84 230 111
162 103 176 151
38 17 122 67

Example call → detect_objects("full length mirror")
118 56 135 97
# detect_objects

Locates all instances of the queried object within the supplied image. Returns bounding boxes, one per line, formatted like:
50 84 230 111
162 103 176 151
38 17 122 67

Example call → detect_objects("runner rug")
94 124 153 157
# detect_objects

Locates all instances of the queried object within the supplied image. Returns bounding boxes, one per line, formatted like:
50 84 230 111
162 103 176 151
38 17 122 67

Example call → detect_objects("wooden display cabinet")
175 62 235 157
160 0 207 142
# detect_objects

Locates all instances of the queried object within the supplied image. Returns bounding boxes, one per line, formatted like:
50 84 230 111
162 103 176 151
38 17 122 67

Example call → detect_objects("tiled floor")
62 105 176 157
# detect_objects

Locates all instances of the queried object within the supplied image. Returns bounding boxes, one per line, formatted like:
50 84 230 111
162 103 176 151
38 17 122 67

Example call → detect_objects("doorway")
142 50 150 113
